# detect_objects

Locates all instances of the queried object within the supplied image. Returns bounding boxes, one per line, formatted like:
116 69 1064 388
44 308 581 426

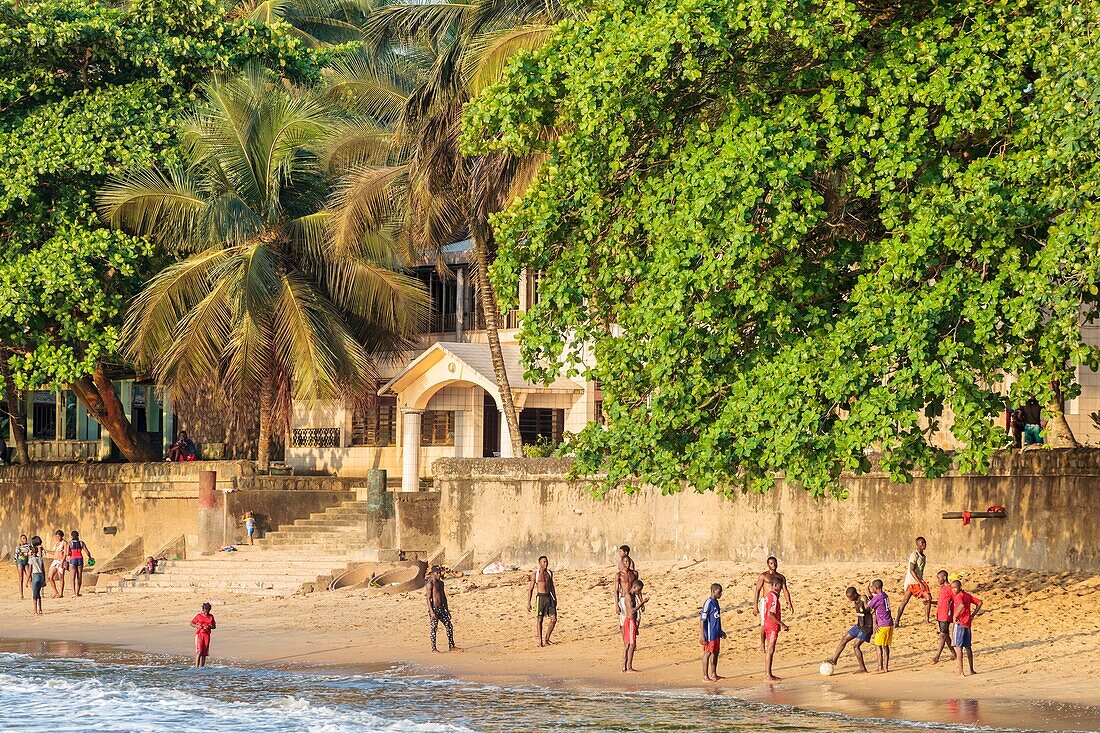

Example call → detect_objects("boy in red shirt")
932 570 957 664
763 577 789 681
951 579 983 676
191 602 217 668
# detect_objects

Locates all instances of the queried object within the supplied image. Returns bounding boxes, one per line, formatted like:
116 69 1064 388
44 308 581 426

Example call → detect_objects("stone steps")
116 495 396 595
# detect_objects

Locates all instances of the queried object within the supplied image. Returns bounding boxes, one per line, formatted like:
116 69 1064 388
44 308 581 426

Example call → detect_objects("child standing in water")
29 546 45 615
191 602 217 667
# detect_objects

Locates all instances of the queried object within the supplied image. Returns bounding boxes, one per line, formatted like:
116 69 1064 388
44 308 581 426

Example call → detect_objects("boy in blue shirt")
699 583 726 681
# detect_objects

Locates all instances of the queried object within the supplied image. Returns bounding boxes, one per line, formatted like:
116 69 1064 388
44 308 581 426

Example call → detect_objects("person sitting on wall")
165 430 198 462
1017 398 1044 446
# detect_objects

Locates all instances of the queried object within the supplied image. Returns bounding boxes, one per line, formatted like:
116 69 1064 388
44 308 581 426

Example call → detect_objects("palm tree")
325 0 567 455
99 69 428 470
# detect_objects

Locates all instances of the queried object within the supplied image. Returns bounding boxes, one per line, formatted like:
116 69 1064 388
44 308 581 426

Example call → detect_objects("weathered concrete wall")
394 492 441 556
0 462 357 561
432 451 1100 572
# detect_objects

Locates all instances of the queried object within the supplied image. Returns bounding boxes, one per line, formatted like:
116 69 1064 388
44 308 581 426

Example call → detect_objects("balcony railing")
291 427 341 449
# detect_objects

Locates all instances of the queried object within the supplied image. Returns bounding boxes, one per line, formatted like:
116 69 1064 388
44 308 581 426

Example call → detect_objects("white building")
284 241 601 487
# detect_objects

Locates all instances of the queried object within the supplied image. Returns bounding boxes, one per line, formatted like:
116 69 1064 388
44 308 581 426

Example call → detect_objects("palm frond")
97 167 213 247
328 164 410 253
463 25 555 93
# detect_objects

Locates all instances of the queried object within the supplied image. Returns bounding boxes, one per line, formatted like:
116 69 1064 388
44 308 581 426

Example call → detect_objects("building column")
401 408 424 492
455 266 466 340
162 391 174 457
499 408 514 458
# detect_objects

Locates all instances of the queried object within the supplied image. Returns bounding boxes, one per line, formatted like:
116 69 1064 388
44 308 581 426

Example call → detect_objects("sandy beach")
2 559 1099 730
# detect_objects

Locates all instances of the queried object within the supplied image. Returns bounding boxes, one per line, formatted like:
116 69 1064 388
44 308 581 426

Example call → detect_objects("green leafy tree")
465 0 1100 496
0 0 318 460
326 0 569 455
100 70 428 471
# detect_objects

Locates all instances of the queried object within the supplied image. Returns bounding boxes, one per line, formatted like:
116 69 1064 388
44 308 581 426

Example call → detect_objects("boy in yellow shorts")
865 579 894 673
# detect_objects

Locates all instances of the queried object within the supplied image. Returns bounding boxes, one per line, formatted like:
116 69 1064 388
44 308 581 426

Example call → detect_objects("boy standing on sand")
895 536 931 626
47 530 68 599
866 579 894 673
825 586 871 673
14 534 31 599
29 546 45 615
951 579 983 676
527 555 558 647
932 570 957 664
699 583 726 681
426 565 456 653
753 556 794 651
190 602 216 668
762 577 789 681
621 578 646 673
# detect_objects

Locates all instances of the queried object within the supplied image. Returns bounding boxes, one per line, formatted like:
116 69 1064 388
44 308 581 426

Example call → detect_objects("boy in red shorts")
951 579 983 676
191 602 217 668
620 579 646 673
699 583 726 681
932 570 957 664
763 577 789 681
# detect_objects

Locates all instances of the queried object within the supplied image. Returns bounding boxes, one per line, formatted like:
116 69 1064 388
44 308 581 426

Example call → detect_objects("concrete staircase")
127 497 397 596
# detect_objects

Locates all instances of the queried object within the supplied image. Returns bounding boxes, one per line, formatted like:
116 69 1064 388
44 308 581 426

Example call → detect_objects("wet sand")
2 560 1098 730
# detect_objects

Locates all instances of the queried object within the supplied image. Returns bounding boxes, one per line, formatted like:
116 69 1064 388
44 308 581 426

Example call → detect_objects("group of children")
13 530 94 614
698 536 986 682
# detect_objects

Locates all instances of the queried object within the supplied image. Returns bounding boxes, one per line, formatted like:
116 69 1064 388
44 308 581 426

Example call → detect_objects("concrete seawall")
0 462 357 562
432 451 1100 572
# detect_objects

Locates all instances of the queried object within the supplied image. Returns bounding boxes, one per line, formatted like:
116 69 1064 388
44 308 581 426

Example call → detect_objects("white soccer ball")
819 662 834 677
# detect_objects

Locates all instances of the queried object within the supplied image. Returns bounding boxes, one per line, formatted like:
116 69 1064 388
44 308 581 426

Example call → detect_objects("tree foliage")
0 0 318 457
465 0 1100 496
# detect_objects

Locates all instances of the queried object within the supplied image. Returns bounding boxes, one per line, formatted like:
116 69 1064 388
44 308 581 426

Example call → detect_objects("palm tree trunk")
1045 381 1078 448
70 364 159 462
257 380 273 472
1 355 31 463
471 221 522 457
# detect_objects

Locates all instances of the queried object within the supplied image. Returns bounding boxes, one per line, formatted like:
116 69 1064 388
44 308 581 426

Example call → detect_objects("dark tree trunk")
70 363 158 462
0 356 31 463
471 221 523 457
257 380 273 472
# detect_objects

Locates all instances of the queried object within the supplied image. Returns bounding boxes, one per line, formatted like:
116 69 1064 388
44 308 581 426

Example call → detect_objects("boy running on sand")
825 586 871 673
700 583 726 681
621 579 647 673
866 579 894 673
951 579 983 676
932 570 957 664
762 577 789 681
191 602 216 668
527 555 558 647
896 536 931 626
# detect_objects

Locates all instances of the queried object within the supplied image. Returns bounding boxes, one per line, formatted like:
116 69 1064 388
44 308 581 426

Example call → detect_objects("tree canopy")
465 0 1100 496
0 0 318 458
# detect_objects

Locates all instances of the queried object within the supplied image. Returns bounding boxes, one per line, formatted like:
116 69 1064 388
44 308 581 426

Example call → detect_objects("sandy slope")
2 560 1098 729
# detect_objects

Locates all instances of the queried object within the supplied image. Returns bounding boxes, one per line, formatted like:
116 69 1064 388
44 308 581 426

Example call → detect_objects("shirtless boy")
762 577 789 681
753 556 793 650
47 530 68 599
825 586 871 673
613 545 638 618
621 579 647 673
527 555 558 646
895 536 931 626
426 565 456 652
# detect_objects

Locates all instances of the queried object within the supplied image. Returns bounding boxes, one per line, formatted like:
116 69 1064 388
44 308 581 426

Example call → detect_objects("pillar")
401 408 424 492
455 266 466 340
196 470 222 555
499 409 514 458
162 392 175 457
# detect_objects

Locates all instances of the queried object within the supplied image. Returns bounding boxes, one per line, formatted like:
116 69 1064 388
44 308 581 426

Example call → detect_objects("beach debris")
481 561 512 574
219 545 238 552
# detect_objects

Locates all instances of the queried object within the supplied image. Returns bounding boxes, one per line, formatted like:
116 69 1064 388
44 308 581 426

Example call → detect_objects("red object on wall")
198 470 218 509
962 510 972 526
